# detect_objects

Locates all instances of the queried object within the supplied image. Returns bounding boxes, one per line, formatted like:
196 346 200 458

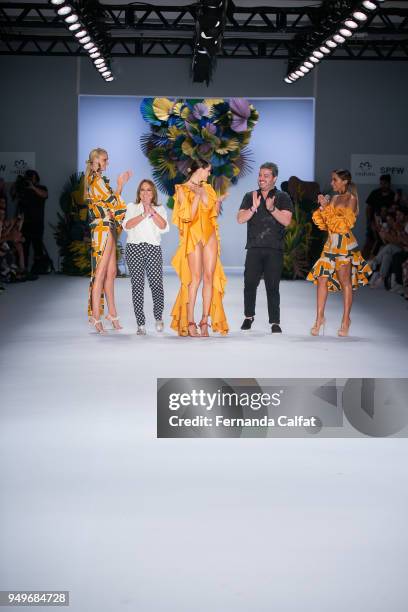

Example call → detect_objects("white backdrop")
78 96 315 267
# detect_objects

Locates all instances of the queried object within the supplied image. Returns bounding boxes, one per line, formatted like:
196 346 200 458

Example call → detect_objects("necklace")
189 180 202 187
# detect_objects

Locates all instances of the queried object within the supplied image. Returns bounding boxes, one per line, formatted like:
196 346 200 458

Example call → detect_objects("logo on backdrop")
0 152 36 182
351 154 408 185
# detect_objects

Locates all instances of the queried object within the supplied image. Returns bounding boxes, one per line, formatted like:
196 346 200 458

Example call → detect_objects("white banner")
0 152 36 182
351 154 408 185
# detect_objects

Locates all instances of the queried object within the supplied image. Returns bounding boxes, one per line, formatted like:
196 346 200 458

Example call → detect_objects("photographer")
12 170 48 274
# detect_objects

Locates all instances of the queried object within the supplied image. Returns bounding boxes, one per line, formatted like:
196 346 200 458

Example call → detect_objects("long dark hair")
184 159 211 182
333 168 359 214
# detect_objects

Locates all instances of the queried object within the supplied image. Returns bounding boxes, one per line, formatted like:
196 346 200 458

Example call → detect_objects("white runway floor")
1 274 408 611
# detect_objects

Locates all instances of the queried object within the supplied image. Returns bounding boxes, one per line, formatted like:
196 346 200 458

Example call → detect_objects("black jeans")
22 221 44 268
244 247 283 324
391 251 408 285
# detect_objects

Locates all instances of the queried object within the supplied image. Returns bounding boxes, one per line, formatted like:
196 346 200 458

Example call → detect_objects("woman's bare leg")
104 238 122 329
92 232 114 328
187 242 203 328
316 277 329 322
202 232 217 318
337 262 352 326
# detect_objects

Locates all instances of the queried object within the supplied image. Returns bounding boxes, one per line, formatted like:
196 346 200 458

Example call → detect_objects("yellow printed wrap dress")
307 204 372 292
170 183 229 336
87 174 127 316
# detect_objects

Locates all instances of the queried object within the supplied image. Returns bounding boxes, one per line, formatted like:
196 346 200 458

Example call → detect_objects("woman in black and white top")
122 179 169 334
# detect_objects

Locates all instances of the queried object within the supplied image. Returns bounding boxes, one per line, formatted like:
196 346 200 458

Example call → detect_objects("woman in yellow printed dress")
307 169 372 337
171 159 229 337
85 148 132 334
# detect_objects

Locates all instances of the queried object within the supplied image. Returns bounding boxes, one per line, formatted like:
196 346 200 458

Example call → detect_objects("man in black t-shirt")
237 162 294 333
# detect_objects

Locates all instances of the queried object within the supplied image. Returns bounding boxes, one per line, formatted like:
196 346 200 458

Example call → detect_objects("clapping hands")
117 170 133 193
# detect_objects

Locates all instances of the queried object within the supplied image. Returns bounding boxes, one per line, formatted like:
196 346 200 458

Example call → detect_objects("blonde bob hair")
84 148 108 198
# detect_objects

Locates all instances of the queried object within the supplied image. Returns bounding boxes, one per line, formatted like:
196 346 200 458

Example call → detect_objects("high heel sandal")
187 322 200 337
105 314 122 330
338 318 351 337
310 317 326 336
199 315 211 337
89 317 106 334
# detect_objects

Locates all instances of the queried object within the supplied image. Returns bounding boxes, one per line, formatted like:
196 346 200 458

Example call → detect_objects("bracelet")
250 206 257 213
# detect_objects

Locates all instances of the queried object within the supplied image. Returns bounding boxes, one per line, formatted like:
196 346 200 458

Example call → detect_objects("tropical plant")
140 97 259 207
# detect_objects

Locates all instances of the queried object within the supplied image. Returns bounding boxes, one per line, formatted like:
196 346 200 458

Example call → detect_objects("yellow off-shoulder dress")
307 204 372 291
170 183 229 336
87 174 127 316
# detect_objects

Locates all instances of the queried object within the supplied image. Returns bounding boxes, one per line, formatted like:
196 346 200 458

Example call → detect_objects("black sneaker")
241 317 254 330
271 323 282 333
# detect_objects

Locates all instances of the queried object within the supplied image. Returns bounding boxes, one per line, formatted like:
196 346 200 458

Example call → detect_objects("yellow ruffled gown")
170 183 229 335
307 204 372 291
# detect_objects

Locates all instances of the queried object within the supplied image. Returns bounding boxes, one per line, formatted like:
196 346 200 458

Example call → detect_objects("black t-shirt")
239 188 294 250
366 188 395 213
19 185 47 225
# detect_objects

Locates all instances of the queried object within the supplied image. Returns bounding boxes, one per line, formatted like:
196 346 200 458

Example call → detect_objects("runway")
1 274 408 611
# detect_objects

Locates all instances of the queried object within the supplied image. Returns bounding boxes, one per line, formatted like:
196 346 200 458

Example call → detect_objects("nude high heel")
310 317 326 336
338 318 351 337
105 314 122 330
89 317 106 334
187 322 200 337
199 315 211 337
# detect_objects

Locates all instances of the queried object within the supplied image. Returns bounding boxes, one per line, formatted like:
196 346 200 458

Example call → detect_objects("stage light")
353 11 368 21
320 46 330 54
295 70 304 77
333 34 346 43
64 14 78 24
300 66 309 73
68 22 81 31
105 77 114 82
78 35 91 44
94 58 104 66
304 61 314 69
344 19 359 29
90 51 100 59
312 50 324 59
57 6 72 16
88 46 98 54
50 0 66 5
101 70 111 77
326 39 337 48
339 28 353 37
362 1 377 10
309 56 320 63
284 77 293 84
75 30 87 38
83 42 94 50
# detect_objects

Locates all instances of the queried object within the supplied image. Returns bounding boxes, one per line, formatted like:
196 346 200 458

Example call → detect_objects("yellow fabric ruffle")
312 204 356 234
170 183 229 336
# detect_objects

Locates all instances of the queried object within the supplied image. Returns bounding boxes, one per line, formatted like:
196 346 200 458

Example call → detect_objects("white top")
122 202 169 245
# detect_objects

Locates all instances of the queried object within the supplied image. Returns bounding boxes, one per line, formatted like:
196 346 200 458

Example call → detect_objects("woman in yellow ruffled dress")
170 160 229 337
85 148 132 334
307 169 372 337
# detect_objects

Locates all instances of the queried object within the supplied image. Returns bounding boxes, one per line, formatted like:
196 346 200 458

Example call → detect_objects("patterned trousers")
126 242 164 326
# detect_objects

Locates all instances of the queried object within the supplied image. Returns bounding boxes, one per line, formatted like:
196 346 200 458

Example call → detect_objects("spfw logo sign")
351 154 408 185
0 152 36 181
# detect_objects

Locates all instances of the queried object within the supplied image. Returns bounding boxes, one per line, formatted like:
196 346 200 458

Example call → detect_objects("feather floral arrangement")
140 97 259 207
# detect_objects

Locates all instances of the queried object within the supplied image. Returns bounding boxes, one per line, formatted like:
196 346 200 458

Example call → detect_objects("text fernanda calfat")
169 415 318 427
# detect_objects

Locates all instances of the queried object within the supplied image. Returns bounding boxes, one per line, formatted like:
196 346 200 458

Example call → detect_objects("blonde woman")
307 169 372 337
85 148 132 333
122 179 169 335
171 159 229 337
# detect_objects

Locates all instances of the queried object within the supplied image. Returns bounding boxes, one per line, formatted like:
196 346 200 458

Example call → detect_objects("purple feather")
230 98 251 132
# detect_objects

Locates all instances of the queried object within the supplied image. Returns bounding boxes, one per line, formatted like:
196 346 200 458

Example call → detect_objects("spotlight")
94 58 104 66
326 39 337 48
304 61 314 69
64 14 78 24
333 34 346 43
353 11 368 21
300 66 310 73
320 45 330 54
101 71 111 77
309 56 320 63
284 77 293 84
75 30 87 38
88 46 98 54
78 35 91 44
105 77 114 82
50 0 66 4
57 6 72 16
339 28 353 37
90 52 100 59
312 50 324 59
362 1 377 10
68 22 81 31
83 42 94 50
295 70 304 77
344 19 359 29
